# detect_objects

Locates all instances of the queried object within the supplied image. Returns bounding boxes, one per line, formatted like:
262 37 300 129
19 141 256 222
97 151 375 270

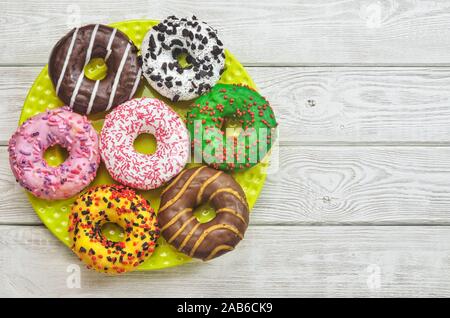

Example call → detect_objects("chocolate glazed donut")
48 24 141 115
158 166 249 261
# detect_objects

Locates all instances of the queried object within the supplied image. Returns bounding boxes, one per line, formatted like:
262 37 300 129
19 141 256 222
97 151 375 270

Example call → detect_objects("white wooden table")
2 0 450 297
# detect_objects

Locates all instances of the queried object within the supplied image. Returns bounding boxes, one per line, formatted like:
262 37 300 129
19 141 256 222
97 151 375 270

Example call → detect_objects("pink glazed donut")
8 107 100 200
100 98 190 190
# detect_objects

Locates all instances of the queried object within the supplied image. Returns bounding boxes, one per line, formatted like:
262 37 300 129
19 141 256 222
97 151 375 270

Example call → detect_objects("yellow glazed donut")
69 185 160 274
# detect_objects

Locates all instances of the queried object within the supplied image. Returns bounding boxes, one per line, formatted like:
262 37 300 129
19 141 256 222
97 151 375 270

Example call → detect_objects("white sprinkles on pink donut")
100 98 190 190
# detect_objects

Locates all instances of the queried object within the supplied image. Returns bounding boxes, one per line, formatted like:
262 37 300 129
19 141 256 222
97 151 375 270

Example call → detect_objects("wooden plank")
3 145 450 225
253 66 450 143
0 146 38 224
259 145 450 225
4 0 450 65
1 224 450 297
4 66 450 145
0 67 38 148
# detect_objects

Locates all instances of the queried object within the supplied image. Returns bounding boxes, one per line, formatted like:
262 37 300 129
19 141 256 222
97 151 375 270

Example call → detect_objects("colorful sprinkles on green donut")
186 83 278 171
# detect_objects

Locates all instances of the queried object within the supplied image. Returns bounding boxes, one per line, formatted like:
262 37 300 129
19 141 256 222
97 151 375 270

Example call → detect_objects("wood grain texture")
253 67 450 143
4 0 450 65
3 0 450 298
4 145 450 225
0 67 37 148
5 66 450 145
260 145 450 224
2 224 450 297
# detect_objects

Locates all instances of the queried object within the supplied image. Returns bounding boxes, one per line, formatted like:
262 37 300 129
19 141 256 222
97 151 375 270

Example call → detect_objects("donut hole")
175 50 193 69
223 117 242 129
222 117 243 138
193 203 216 223
133 133 157 155
101 222 125 242
44 144 69 167
84 57 108 81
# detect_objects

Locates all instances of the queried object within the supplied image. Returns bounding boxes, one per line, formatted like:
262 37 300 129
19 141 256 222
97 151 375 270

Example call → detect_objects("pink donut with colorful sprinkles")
8 107 100 200
100 98 190 190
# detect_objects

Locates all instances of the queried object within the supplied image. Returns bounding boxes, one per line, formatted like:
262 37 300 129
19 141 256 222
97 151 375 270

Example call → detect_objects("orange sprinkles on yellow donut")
68 184 160 274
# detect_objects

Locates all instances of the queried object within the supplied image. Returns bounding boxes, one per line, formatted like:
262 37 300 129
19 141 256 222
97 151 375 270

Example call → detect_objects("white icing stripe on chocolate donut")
106 42 131 111
105 28 117 61
87 80 100 114
56 27 79 95
85 24 99 65
70 24 99 108
88 26 114 112
70 73 85 108
128 68 142 99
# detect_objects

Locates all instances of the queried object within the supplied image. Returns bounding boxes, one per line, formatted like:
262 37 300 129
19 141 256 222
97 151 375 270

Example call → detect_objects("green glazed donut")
186 83 278 171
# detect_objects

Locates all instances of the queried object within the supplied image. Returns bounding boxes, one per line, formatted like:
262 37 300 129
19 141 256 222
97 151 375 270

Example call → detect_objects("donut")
69 185 159 274
48 24 141 115
158 166 249 261
186 83 278 171
141 16 225 102
100 98 190 190
8 107 100 200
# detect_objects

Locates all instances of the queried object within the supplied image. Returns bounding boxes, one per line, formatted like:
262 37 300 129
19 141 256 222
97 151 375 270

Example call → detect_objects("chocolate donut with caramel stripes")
49 24 141 115
158 166 249 260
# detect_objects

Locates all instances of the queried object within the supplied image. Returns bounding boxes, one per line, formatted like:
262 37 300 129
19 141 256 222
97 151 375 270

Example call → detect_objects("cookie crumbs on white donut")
141 16 225 102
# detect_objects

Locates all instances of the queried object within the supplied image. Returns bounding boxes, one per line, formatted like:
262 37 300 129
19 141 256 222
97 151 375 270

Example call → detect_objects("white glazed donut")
141 16 225 102
100 98 190 190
